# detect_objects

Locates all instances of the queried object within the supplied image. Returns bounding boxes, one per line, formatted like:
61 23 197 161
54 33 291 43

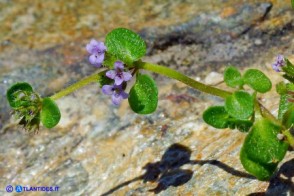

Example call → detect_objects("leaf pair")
203 91 254 132
7 82 61 129
203 106 252 132
224 66 272 93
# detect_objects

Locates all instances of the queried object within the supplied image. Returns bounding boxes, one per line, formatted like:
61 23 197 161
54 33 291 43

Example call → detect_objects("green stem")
137 61 231 99
253 92 262 120
255 96 281 126
137 61 281 125
50 70 107 100
48 61 280 126
259 103 282 126
282 129 294 147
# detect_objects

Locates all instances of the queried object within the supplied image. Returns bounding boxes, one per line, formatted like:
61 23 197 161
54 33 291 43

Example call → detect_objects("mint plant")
6 26 294 181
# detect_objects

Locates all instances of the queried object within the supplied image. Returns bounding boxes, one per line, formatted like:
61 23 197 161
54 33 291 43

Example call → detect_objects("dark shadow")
267 159 294 195
189 160 255 179
101 176 143 196
248 159 294 196
101 143 255 195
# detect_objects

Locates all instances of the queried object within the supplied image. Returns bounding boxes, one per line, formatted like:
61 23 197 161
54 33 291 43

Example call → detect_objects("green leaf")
105 28 146 65
6 82 34 108
276 81 287 95
227 119 253 132
278 83 294 120
225 91 254 120
224 66 243 88
282 105 294 129
282 74 294 83
203 106 229 129
40 98 61 128
240 150 276 181
282 58 294 77
240 118 288 180
278 94 291 120
128 74 158 114
203 106 253 132
282 59 294 82
243 69 272 93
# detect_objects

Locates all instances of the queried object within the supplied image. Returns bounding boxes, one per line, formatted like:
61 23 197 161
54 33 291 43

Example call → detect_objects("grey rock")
48 159 89 195
140 2 272 54
1 1 294 195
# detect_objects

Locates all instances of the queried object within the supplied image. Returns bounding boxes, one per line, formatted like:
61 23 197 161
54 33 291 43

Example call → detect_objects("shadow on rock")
248 159 294 196
101 143 255 195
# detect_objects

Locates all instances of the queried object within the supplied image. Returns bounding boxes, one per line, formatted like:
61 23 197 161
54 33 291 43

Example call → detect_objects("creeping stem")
137 61 231 99
137 61 281 125
50 70 107 100
48 61 280 126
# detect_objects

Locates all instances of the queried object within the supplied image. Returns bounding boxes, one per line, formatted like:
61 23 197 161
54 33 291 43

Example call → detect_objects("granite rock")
0 0 294 195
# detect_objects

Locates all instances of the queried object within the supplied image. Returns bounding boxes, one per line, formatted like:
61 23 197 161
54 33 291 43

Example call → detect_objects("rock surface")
0 0 294 195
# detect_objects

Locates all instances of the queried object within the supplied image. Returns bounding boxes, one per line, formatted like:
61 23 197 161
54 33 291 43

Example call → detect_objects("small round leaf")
203 106 229 129
6 82 34 108
105 28 146 65
224 66 243 88
225 91 254 120
243 69 272 93
40 98 61 128
240 118 288 180
128 74 158 114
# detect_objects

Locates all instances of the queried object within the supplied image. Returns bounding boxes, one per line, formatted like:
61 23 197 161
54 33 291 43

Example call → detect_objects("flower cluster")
86 40 132 105
12 90 42 132
272 54 285 72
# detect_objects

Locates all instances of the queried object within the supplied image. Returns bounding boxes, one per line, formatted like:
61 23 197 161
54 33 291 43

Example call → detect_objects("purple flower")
86 39 107 67
106 61 132 85
272 54 285 72
102 84 128 106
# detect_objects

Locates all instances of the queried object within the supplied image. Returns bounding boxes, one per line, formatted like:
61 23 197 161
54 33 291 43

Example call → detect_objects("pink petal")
97 42 107 52
114 61 124 70
122 72 132 81
114 76 124 85
277 54 284 62
89 53 104 67
86 39 99 54
106 70 116 79
102 85 114 95
120 91 129 99
112 94 123 106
